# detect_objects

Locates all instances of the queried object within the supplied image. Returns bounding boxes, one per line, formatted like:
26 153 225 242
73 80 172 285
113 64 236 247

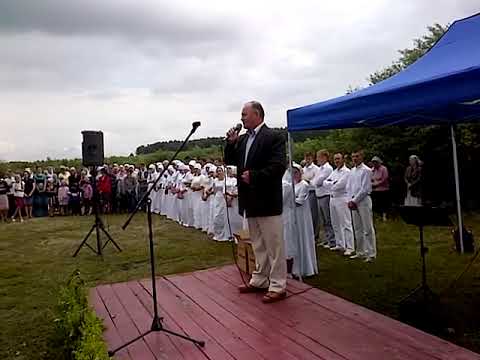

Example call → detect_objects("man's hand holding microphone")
225 123 251 184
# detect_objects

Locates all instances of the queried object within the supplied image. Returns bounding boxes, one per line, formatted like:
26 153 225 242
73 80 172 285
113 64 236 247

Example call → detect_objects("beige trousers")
248 215 287 293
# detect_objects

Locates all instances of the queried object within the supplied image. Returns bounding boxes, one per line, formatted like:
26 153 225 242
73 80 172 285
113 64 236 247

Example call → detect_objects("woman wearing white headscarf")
159 163 169 216
152 163 164 214
180 164 194 227
165 165 176 220
212 166 230 241
190 164 204 229
173 163 186 224
404 155 422 206
225 166 243 235
201 165 215 232
206 165 217 235
287 164 318 277
147 164 158 212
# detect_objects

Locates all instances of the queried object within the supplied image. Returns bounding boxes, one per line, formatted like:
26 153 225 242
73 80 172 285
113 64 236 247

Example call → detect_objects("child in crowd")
45 179 56 217
69 180 81 215
11 174 25 222
0 175 9 222
58 180 69 216
81 178 93 215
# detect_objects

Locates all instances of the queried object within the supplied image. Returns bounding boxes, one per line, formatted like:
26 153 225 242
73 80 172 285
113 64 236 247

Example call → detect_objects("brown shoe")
238 284 268 294
262 291 287 303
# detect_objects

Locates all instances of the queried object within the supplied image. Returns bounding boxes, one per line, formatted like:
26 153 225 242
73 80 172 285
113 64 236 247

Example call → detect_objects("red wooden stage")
90 265 479 359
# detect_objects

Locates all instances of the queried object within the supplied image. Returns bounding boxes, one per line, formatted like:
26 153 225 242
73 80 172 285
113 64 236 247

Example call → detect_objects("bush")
51 270 109 360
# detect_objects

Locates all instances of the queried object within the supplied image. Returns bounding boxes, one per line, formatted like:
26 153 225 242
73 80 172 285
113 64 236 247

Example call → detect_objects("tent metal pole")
287 132 303 282
450 124 464 253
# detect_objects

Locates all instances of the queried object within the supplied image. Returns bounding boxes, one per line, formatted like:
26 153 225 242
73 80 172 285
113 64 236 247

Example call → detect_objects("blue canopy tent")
286 13 480 253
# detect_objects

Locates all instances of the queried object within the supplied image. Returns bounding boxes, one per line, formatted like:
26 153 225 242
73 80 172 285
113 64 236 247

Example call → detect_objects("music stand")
399 206 452 304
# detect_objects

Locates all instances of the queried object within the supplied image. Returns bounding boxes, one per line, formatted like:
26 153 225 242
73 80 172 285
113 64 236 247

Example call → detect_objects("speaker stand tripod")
73 167 122 257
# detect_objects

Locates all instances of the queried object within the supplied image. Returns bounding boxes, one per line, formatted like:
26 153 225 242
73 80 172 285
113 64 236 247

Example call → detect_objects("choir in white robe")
190 174 204 229
225 175 243 235
201 173 214 232
323 165 355 254
212 178 231 241
287 179 318 277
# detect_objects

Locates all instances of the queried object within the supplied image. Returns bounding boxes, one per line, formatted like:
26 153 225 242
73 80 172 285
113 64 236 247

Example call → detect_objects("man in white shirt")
302 152 319 239
312 150 334 248
346 150 377 262
323 153 354 256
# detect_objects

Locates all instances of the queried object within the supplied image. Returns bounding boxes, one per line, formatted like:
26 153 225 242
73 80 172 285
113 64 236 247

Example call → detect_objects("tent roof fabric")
287 13 480 131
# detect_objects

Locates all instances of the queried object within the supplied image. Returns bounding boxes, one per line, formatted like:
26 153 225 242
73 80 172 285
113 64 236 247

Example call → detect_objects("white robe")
212 178 230 241
160 173 169 216
173 172 183 223
286 180 318 277
180 172 194 227
191 175 204 229
282 180 296 259
225 176 243 235
147 171 158 212
202 176 214 232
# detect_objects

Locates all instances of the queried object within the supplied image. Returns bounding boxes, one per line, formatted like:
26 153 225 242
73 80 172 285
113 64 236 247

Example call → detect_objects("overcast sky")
0 0 478 161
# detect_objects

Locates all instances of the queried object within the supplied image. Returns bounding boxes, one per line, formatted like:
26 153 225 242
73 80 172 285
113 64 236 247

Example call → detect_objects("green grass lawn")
1 213 479 359
0 214 233 360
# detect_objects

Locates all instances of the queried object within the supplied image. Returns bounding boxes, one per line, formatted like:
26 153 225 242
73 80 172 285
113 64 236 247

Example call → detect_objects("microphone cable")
221 144 249 287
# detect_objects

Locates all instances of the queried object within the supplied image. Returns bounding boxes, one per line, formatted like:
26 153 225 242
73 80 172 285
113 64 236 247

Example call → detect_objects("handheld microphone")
225 123 243 140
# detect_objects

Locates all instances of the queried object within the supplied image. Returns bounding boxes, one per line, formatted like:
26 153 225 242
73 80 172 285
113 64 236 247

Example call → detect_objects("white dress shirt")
323 165 350 198
312 162 333 197
244 122 264 166
302 163 318 192
347 163 372 204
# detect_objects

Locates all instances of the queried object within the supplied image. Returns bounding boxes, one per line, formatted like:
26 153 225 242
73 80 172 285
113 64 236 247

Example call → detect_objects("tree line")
2 23 479 209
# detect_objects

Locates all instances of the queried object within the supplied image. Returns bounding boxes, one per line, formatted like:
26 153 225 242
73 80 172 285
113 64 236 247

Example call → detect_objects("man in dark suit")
225 101 287 303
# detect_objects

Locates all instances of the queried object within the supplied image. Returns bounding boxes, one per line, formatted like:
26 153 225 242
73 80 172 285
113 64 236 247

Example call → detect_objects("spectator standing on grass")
371 156 390 222
0 174 9 222
45 179 56 217
124 167 138 213
302 152 319 239
33 166 48 217
404 155 422 207
57 180 69 216
23 169 35 219
11 174 25 222
97 168 112 213
312 150 334 248
81 177 93 215
137 163 148 207
5 170 15 218
347 150 377 263
68 178 81 215
323 153 354 256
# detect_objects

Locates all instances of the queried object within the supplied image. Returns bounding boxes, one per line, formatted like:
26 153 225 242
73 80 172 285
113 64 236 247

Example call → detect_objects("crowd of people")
0 150 422 278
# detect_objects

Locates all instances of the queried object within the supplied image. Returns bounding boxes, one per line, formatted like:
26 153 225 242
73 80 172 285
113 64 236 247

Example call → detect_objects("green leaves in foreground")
51 270 109 360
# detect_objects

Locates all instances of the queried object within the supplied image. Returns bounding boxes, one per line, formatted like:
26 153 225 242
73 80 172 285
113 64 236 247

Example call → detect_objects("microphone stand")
109 122 205 357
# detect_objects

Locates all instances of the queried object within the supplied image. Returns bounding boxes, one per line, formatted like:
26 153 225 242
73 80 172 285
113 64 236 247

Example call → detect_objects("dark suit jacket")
224 125 286 218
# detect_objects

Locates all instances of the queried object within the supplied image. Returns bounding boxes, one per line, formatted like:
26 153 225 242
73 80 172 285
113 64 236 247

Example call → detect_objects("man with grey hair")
225 101 288 303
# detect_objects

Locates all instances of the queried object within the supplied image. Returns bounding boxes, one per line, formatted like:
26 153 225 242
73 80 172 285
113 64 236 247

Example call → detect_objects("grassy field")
0 214 234 360
1 213 479 359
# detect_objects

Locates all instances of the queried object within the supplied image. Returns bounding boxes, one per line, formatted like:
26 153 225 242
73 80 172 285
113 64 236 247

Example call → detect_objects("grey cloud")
0 1 242 43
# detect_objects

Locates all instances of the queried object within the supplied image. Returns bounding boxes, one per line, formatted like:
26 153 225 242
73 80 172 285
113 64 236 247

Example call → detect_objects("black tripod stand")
399 206 452 304
109 121 205 356
73 167 122 257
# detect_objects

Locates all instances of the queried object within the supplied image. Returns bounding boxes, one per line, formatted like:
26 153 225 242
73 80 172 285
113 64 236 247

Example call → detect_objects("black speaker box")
82 131 104 166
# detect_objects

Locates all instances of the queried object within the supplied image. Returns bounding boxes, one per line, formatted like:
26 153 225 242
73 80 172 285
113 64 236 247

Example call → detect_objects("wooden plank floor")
90 265 480 360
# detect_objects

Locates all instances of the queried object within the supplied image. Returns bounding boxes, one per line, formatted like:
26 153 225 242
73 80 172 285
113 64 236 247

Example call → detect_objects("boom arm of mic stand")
122 125 199 230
